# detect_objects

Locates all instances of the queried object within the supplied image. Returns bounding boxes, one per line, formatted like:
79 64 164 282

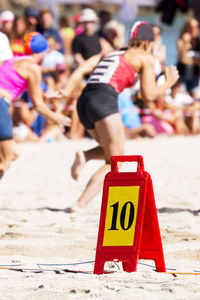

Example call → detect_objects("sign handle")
111 155 144 173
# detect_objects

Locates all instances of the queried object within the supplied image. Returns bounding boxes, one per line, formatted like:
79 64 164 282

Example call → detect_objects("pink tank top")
0 56 30 101
87 50 138 93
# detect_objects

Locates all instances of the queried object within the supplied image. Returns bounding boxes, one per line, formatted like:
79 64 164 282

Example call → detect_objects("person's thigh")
94 112 125 163
87 129 100 142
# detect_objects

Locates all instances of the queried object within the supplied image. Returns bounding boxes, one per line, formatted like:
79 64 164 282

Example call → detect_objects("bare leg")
71 145 104 180
38 125 61 142
125 124 156 139
0 139 14 180
70 128 103 180
69 113 125 212
67 101 85 139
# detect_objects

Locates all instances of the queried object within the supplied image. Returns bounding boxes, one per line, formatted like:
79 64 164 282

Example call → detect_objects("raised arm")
140 54 179 102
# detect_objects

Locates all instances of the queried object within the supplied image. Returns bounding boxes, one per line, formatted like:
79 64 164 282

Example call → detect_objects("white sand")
0 136 200 299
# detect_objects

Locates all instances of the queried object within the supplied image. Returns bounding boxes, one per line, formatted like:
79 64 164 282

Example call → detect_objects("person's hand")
55 112 71 127
164 66 179 87
44 90 64 100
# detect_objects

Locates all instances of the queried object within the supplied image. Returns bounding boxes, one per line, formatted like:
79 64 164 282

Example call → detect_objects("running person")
69 21 179 212
0 32 71 179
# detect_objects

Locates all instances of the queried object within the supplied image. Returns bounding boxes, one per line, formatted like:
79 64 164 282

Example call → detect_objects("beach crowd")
0 6 200 144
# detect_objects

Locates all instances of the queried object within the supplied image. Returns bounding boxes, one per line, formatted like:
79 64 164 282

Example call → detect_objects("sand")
0 135 200 299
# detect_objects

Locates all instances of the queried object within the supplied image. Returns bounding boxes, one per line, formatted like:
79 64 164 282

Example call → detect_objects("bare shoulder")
124 48 154 72
140 52 154 71
15 58 40 80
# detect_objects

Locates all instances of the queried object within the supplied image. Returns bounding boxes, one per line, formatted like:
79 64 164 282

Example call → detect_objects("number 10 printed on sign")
103 186 139 247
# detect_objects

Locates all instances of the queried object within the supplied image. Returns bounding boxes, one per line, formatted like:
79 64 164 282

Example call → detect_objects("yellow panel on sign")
103 186 140 246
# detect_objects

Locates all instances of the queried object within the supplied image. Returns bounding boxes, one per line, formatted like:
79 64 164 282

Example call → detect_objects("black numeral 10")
108 201 135 231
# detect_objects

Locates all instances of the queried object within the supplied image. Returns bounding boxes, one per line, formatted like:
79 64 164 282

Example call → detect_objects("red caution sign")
94 155 166 274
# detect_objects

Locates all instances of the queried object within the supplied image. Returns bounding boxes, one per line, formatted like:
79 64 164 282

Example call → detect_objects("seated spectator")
38 96 64 143
12 99 40 142
11 82 47 142
118 90 156 138
10 15 28 56
37 9 65 54
142 94 189 135
166 80 199 134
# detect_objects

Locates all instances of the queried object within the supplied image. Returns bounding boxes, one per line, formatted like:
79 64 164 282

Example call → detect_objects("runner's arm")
140 55 179 102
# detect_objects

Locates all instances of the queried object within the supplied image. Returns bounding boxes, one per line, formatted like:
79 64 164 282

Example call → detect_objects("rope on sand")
0 261 199 275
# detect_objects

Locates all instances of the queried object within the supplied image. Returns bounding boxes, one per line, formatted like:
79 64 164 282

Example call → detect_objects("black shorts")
77 83 118 130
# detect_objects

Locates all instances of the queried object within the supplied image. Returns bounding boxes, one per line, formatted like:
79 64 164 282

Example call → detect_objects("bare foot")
71 151 86 180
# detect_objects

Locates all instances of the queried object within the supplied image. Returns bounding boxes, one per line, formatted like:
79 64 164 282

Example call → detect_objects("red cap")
130 21 153 41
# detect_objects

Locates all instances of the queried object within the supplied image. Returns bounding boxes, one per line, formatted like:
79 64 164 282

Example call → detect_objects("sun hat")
24 32 49 54
79 8 98 23
130 21 153 41
0 10 14 22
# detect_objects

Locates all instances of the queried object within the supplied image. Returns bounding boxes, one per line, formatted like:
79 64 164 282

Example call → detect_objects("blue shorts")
0 98 13 141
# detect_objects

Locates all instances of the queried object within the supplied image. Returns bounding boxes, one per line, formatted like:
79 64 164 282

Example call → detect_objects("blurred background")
1 0 198 65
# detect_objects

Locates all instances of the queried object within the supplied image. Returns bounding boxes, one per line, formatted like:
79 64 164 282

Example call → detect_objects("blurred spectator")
12 98 42 142
37 9 65 54
59 16 75 65
166 80 199 134
0 31 13 62
104 20 125 49
0 10 14 41
72 8 102 66
63 81 85 140
53 63 71 91
142 94 189 135
24 6 39 32
118 91 156 139
38 96 64 143
42 36 66 89
97 10 111 39
10 16 28 56
177 18 200 97
73 13 84 36
151 24 166 65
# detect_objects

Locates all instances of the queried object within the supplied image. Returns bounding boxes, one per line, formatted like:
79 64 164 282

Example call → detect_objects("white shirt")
165 93 193 107
0 32 13 62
